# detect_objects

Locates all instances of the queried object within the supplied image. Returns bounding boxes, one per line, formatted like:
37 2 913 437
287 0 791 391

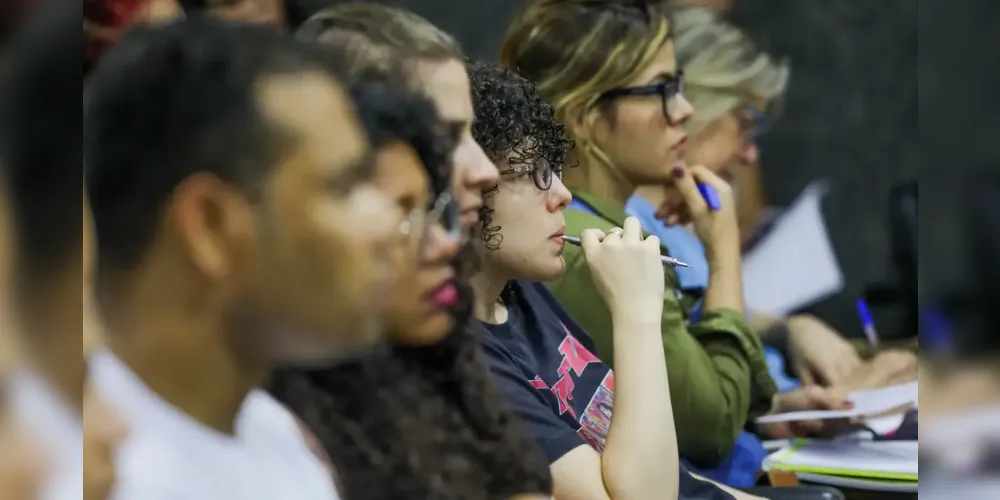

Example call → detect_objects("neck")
634 184 669 208
468 265 509 325
22 286 86 415
103 274 269 435
564 152 635 209
25 324 85 416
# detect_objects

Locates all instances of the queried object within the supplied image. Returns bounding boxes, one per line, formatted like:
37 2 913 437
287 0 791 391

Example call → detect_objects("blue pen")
697 183 722 211
855 299 881 348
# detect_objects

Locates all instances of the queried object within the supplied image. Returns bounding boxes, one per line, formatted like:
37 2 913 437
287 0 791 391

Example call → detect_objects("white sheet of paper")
755 381 918 424
742 180 844 316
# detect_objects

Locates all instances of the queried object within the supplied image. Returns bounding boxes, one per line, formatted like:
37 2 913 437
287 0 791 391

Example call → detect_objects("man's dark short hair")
1 0 81 287
84 18 347 276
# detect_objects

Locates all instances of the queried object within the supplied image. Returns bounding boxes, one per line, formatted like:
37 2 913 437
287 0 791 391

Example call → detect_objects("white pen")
561 235 689 268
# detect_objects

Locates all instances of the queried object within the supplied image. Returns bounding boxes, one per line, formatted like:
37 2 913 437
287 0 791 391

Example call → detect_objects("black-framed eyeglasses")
397 190 462 258
499 159 562 191
599 70 685 122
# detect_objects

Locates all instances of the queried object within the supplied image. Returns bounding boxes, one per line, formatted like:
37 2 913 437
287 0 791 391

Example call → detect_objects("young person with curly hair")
268 5 553 500
467 59 769 500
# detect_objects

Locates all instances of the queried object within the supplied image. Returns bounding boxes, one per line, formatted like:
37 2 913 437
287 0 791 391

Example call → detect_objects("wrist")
609 301 663 325
706 242 741 269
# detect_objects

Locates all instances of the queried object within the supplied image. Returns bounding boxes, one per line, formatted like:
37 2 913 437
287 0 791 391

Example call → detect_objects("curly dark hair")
268 79 553 500
467 59 575 250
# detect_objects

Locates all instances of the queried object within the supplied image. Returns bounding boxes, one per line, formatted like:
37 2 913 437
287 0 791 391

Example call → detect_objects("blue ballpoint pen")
856 298 881 348
560 235 689 267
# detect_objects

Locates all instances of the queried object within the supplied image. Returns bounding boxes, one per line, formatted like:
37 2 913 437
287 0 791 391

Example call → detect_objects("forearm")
703 246 745 314
601 317 678 500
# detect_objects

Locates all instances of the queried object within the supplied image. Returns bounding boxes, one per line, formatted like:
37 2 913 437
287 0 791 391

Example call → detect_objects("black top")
474 281 736 499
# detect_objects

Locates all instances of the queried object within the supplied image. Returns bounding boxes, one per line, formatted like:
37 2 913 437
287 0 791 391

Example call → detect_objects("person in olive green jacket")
500 0 850 465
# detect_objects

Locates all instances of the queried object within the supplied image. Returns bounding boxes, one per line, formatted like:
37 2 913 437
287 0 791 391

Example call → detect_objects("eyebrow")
648 71 680 84
326 153 374 192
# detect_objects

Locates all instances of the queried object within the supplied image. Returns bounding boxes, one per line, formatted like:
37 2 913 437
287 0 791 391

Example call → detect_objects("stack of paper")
742 180 844 316
764 440 918 492
755 381 918 424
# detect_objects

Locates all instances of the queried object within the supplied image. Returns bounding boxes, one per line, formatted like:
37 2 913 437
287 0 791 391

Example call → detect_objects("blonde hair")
671 6 790 134
500 0 673 167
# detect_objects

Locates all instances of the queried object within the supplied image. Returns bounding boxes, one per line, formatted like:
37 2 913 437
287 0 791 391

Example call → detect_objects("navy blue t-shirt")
475 281 736 499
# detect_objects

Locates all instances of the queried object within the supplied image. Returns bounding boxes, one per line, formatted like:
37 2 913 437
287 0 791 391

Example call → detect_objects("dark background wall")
290 0 988 340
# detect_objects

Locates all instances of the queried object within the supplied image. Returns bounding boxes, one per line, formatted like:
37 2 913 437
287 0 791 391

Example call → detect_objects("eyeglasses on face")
397 190 462 258
598 70 686 123
498 159 562 191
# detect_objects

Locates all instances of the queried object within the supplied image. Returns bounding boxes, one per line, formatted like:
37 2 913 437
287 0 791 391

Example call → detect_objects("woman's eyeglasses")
599 70 685 123
397 190 462 258
499 160 562 191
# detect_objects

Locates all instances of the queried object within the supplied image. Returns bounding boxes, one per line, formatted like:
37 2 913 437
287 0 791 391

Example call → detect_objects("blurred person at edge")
0 176 49 500
85 19 396 499
629 6 916 392
4 3 90 499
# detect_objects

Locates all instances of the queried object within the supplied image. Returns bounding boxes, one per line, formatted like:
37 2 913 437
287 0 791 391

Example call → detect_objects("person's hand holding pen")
654 164 740 258
786 314 863 386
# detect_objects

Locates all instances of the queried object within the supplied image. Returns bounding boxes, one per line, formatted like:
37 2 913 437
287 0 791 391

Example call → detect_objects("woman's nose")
671 93 695 124
548 174 572 212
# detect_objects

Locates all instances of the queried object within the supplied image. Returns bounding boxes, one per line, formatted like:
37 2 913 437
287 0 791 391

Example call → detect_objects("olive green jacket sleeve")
548 191 778 466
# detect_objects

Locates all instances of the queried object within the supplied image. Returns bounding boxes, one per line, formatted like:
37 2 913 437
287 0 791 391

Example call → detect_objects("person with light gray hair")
629 5 915 397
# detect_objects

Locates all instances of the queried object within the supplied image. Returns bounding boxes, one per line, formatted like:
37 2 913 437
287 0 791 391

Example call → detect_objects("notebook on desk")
764 440 918 481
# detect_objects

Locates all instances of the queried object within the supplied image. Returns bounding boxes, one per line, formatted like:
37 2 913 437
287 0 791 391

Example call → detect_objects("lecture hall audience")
0 1 926 499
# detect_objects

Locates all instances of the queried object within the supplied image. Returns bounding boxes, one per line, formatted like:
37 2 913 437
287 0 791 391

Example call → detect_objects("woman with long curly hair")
270 76 552 500
268 8 554 497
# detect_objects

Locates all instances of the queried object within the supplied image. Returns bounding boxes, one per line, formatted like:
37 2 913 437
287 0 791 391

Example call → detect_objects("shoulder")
110 428 191 497
241 390 312 450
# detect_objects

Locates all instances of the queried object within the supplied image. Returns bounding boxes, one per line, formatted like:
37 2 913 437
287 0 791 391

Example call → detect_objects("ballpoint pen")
560 235 690 267
856 298 881 348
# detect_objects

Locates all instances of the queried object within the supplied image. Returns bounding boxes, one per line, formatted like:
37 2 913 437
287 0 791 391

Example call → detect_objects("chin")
272 317 387 367
389 313 454 347
535 258 567 283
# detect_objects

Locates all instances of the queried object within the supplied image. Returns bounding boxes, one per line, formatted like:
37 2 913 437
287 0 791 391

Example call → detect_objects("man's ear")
168 173 255 281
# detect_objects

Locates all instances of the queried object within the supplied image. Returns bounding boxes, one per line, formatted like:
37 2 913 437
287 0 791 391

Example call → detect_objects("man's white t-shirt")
89 350 341 500
12 371 82 500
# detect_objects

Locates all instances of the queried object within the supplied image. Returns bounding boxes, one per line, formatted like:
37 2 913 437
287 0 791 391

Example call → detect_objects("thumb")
795 362 817 386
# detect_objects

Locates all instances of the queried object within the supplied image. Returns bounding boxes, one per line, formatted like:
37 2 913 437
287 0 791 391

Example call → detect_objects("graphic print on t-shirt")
550 326 600 418
532 324 616 453
578 372 615 452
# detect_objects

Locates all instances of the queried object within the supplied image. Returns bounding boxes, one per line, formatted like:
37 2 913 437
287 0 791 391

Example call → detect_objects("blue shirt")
624 196 710 291
475 281 738 498
624 196 802 394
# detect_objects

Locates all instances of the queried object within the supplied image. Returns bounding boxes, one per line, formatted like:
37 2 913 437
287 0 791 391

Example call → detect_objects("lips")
550 225 566 239
428 280 458 309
